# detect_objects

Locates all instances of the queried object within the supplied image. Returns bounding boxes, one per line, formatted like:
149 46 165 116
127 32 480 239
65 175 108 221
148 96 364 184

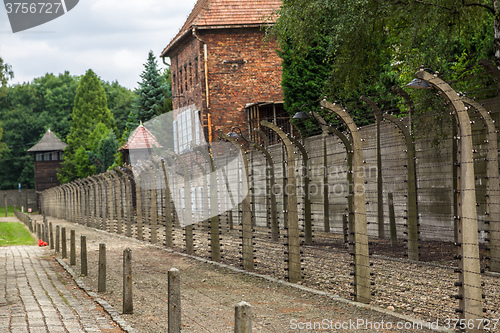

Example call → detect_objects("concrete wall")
248 96 500 242
1 189 37 211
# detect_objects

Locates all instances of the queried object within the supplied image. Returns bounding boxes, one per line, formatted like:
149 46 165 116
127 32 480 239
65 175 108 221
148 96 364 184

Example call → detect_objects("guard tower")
119 122 162 165
27 129 67 192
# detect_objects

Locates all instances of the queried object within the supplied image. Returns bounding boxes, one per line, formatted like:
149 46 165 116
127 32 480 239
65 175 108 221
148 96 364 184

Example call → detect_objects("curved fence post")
462 96 500 274
252 130 279 242
312 112 356 251
260 121 301 283
193 144 221 262
415 69 482 327
220 133 254 271
160 159 174 247
319 100 371 304
362 96 420 261
361 96 385 239
288 135 312 245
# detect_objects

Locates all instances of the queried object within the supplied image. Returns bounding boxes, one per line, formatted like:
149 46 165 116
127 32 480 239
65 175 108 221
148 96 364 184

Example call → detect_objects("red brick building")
27 129 67 192
160 0 287 149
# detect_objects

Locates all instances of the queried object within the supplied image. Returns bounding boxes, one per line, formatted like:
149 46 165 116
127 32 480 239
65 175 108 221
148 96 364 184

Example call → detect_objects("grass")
1 205 16 217
0 222 37 246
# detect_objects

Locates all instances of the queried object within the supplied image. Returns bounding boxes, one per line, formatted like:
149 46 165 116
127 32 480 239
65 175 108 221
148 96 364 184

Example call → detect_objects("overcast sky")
0 0 197 90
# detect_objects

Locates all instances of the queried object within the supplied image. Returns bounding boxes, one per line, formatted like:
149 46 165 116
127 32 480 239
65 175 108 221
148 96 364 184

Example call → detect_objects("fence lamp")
292 104 312 120
406 67 434 89
226 126 250 142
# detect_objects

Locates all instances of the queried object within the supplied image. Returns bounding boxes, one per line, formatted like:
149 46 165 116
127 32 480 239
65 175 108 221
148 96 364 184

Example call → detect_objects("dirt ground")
42 216 439 333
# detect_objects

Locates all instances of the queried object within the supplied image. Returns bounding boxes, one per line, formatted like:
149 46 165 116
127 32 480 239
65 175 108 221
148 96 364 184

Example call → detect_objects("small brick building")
160 0 287 149
27 129 67 192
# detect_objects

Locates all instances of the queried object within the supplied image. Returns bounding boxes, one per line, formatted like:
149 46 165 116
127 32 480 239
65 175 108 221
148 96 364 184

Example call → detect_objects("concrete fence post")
149 167 158 244
80 235 87 276
253 128 279 241
261 121 301 283
168 268 181 333
61 227 67 259
289 136 312 245
193 145 221 262
320 100 371 304
98 243 106 293
135 172 144 241
70 230 76 266
415 69 482 328
160 160 174 248
123 248 133 314
220 133 254 271
234 301 252 333
462 97 500 273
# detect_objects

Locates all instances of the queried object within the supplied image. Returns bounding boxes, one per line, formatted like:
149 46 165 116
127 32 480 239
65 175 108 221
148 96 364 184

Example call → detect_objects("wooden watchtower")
27 129 67 192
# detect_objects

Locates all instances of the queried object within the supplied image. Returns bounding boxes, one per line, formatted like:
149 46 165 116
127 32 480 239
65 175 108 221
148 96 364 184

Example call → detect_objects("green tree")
133 50 167 123
270 0 497 134
59 69 115 183
0 57 14 99
102 80 136 138
88 130 119 173
0 56 13 161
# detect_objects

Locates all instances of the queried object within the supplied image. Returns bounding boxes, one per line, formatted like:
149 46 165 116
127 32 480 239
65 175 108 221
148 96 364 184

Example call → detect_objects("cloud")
0 0 196 89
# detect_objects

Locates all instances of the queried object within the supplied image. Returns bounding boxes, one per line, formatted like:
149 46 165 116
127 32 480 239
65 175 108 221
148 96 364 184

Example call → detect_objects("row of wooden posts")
15 210 253 333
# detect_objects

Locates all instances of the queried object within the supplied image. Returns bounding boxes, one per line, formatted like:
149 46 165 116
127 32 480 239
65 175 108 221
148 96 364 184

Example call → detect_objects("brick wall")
169 27 283 141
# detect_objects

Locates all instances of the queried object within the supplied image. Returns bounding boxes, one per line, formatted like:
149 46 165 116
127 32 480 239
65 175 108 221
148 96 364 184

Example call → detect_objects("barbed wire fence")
40 67 500 330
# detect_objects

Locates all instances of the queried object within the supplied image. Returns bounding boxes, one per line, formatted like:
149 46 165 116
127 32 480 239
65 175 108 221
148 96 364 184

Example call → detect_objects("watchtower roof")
27 129 67 153
119 123 162 151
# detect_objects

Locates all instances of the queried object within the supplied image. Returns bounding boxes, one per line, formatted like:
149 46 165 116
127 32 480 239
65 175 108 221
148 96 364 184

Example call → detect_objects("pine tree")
58 69 116 183
133 50 166 123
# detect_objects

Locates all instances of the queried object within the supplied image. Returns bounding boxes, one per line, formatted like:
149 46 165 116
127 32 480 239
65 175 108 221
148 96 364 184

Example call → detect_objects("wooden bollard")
61 227 67 259
49 222 54 250
70 230 76 265
234 301 252 333
123 248 133 314
168 268 181 333
80 236 87 276
98 243 106 293
55 225 60 253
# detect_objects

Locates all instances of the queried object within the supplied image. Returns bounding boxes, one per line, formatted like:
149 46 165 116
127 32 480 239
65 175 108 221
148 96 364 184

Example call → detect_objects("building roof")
119 123 162 151
161 0 281 57
27 129 67 153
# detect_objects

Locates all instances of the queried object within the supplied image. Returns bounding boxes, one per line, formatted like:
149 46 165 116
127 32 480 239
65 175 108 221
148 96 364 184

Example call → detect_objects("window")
36 153 43 161
184 64 188 92
173 105 204 154
172 73 176 95
51 151 59 161
188 62 192 88
44 152 51 161
194 58 199 85
179 68 183 94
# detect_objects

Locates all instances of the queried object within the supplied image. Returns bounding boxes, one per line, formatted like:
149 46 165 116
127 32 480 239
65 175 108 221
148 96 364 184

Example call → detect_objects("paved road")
0 218 123 332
